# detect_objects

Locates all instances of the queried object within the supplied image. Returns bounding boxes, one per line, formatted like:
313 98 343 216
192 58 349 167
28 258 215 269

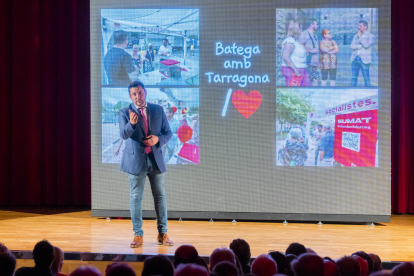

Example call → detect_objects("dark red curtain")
0 0 90 206
391 0 414 213
0 0 413 212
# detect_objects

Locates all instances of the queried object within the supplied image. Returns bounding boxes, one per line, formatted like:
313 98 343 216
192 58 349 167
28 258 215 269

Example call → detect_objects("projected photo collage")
275 8 379 167
101 9 200 164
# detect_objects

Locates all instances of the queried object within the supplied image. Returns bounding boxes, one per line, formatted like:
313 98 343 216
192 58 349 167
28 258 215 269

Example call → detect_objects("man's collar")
134 102 147 110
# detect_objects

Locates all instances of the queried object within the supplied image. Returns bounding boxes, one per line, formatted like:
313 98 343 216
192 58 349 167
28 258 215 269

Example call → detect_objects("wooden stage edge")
1 209 414 263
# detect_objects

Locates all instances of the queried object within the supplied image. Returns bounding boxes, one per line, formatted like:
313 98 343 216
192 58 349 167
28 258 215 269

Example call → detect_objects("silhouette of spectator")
285 242 307 256
352 251 373 274
352 255 369 276
174 245 199 268
269 251 286 274
0 252 16 276
229 239 251 274
323 259 340 276
285 254 298 276
15 240 55 276
141 255 174 276
0 243 10 254
69 266 101 276
291 253 324 276
336 256 360 276
52 246 66 276
106 263 136 276
212 261 239 276
391 262 414 276
174 263 209 276
210 248 237 271
369 253 383 272
370 272 391 276
251 254 277 276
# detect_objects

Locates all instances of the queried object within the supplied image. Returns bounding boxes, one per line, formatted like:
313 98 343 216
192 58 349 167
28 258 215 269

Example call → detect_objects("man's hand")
143 135 159 147
357 30 362 37
129 110 138 125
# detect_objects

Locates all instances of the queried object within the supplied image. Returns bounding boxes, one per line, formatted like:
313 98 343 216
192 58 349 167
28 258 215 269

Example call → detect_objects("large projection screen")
91 0 391 222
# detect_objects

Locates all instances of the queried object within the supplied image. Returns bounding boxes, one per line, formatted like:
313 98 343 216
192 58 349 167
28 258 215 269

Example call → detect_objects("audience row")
1 240 414 276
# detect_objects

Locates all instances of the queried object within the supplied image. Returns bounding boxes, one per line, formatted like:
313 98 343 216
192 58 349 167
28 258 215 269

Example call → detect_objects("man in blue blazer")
119 80 173 248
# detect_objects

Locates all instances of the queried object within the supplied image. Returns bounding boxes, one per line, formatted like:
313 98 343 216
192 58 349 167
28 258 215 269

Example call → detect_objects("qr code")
342 132 361 152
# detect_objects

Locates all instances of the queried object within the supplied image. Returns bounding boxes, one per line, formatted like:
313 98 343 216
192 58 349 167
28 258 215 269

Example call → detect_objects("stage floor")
1 209 413 262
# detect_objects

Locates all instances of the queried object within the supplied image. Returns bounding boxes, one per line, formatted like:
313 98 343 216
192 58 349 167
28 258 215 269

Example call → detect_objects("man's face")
163 40 168 46
129 86 147 108
312 21 318 31
166 110 173 120
318 126 322 132
358 23 367 32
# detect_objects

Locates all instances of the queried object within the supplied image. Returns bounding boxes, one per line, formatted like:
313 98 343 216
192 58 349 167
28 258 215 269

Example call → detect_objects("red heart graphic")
231 90 262 119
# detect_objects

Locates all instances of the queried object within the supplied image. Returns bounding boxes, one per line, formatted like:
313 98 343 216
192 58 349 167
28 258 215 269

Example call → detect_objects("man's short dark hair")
359 21 368 28
307 19 317 28
173 245 199 268
163 38 168 42
292 254 324 276
318 124 323 128
33 240 54 267
165 107 174 113
0 253 16 276
114 30 128 45
269 251 286 274
128 81 146 94
229 239 250 265
285 243 307 256
336 256 360 276
142 255 174 276
106 263 136 276
352 251 373 274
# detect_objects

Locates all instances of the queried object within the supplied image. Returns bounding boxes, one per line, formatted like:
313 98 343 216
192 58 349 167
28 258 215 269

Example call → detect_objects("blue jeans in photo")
351 56 371 86
128 154 167 237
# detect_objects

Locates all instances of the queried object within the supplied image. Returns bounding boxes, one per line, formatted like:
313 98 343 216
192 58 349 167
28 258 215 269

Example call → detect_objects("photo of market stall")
101 9 199 86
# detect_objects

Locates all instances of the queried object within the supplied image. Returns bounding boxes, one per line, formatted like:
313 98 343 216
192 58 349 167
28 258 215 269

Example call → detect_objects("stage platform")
1 208 413 271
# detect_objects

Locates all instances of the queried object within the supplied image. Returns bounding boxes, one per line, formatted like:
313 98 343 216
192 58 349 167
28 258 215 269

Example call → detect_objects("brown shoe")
130 235 143 248
157 233 173 246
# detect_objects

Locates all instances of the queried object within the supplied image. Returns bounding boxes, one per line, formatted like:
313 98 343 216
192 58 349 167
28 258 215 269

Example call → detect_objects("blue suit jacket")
119 102 172 174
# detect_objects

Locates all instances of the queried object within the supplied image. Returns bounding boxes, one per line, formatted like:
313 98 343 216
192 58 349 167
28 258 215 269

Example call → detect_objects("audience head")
229 239 251 265
336 256 360 276
352 255 369 276
289 128 302 140
69 266 102 276
0 243 9 254
106 263 136 276
307 248 317 255
392 262 414 276
369 253 382 272
285 242 307 256
52 246 64 275
212 261 239 276
291 253 324 276
33 240 54 268
210 248 236 270
196 256 209 270
285 254 298 276
251 254 277 276
324 259 340 276
174 245 199 268
269 251 286 274
0 252 16 276
141 255 174 276
352 251 373 274
174 263 209 276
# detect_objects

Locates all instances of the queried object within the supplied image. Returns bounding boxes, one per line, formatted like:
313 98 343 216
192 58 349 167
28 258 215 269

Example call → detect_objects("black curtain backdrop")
0 0 412 213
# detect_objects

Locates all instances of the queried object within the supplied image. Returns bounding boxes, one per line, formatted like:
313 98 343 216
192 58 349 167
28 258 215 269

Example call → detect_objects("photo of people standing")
276 8 378 87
